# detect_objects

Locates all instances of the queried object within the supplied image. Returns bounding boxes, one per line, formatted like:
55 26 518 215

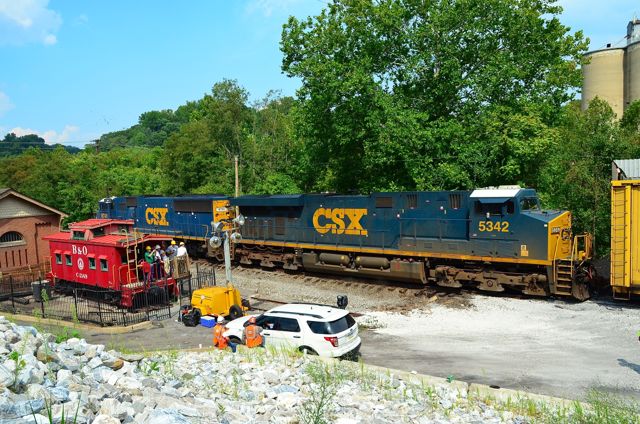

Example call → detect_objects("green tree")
281 0 588 192
539 99 640 252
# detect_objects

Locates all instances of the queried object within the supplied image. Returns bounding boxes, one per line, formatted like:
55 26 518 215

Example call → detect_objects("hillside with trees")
0 133 80 157
0 0 638 253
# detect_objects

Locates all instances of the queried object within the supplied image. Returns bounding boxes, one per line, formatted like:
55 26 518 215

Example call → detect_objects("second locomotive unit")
98 187 594 300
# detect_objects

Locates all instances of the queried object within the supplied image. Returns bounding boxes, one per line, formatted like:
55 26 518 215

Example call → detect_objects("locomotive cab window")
100 259 108 272
506 200 515 214
520 197 540 211
474 201 503 216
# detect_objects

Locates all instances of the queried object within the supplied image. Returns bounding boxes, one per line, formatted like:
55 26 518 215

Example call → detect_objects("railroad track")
190 259 626 307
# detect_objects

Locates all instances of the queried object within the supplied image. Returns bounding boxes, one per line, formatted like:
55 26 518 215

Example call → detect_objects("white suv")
224 303 361 358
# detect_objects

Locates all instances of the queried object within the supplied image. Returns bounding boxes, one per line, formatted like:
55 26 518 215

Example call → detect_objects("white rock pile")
0 316 532 423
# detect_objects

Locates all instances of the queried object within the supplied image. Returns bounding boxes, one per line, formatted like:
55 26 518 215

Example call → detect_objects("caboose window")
89 257 96 270
100 259 108 271
72 231 84 240
55 253 62 264
65 255 72 266
93 228 105 237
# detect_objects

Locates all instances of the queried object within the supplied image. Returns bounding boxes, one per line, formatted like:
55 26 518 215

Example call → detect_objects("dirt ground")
12 264 640 402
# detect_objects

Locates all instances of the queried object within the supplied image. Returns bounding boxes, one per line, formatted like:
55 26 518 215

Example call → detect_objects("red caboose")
44 219 178 308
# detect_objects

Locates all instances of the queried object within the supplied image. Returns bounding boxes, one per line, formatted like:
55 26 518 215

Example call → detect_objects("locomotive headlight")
209 235 222 248
233 214 245 227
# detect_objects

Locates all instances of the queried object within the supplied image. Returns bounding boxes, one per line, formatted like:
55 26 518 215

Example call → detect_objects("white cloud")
75 14 88 26
245 0 305 17
9 125 79 145
0 0 62 46
43 34 56 45
0 91 14 116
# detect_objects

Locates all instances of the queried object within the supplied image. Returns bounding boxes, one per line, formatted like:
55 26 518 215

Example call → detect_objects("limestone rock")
0 364 15 388
93 414 121 424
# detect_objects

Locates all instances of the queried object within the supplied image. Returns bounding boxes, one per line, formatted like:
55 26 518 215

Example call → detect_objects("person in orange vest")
242 316 264 348
213 316 237 353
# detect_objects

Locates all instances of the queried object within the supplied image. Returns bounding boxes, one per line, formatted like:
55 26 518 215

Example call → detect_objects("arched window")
0 231 25 247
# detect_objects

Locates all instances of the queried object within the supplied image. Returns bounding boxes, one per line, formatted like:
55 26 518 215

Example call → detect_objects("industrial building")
582 19 640 118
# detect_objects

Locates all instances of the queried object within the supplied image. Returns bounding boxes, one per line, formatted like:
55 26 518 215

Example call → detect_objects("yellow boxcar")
611 180 640 299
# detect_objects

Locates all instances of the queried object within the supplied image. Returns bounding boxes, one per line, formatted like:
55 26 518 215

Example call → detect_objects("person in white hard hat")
213 316 237 353
177 241 188 257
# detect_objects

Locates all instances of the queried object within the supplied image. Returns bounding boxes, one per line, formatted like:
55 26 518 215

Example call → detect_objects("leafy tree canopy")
281 0 588 192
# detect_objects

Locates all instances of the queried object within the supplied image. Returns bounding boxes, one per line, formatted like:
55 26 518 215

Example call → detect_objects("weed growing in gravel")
298 362 337 424
483 388 640 424
32 395 81 424
8 350 26 392
8 333 30 392
54 327 81 343
579 389 640 424
139 359 160 376
163 349 179 377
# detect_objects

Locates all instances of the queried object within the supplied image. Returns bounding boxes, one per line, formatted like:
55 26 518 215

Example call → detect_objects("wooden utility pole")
234 155 239 198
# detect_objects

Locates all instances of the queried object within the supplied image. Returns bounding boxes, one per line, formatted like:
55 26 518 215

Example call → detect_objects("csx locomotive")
97 187 594 300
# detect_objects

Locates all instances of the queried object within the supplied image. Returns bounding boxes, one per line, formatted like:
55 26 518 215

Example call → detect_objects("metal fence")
177 263 217 309
0 266 217 327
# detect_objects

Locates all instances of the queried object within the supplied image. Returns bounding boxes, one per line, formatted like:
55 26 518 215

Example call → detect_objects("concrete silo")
581 19 640 118
582 48 625 117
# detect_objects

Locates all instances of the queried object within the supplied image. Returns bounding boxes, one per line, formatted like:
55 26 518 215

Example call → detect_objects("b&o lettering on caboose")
145 207 169 226
312 208 368 236
72 245 88 255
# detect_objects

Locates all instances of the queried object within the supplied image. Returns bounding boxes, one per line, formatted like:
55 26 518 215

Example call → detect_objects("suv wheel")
299 346 318 356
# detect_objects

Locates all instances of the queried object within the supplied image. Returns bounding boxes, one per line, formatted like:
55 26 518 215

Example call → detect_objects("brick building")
0 188 67 272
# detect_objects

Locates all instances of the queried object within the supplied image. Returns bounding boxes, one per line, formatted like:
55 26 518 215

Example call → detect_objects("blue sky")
0 0 637 147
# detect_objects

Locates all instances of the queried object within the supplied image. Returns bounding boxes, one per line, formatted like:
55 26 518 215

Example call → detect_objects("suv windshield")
307 314 356 335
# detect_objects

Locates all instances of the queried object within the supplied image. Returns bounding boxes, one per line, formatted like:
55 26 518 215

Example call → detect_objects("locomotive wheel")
571 281 590 302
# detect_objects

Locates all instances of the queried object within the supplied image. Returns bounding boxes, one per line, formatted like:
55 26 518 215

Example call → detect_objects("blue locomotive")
98 187 594 299
97 194 228 256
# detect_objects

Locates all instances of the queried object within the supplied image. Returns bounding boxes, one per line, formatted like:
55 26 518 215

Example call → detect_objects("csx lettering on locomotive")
312 208 368 236
145 207 169 226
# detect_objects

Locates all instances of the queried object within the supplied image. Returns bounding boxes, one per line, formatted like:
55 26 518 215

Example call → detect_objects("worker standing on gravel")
213 316 237 353
242 316 264 348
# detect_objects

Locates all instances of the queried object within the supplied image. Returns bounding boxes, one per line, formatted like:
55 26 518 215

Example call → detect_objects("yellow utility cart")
190 285 247 320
